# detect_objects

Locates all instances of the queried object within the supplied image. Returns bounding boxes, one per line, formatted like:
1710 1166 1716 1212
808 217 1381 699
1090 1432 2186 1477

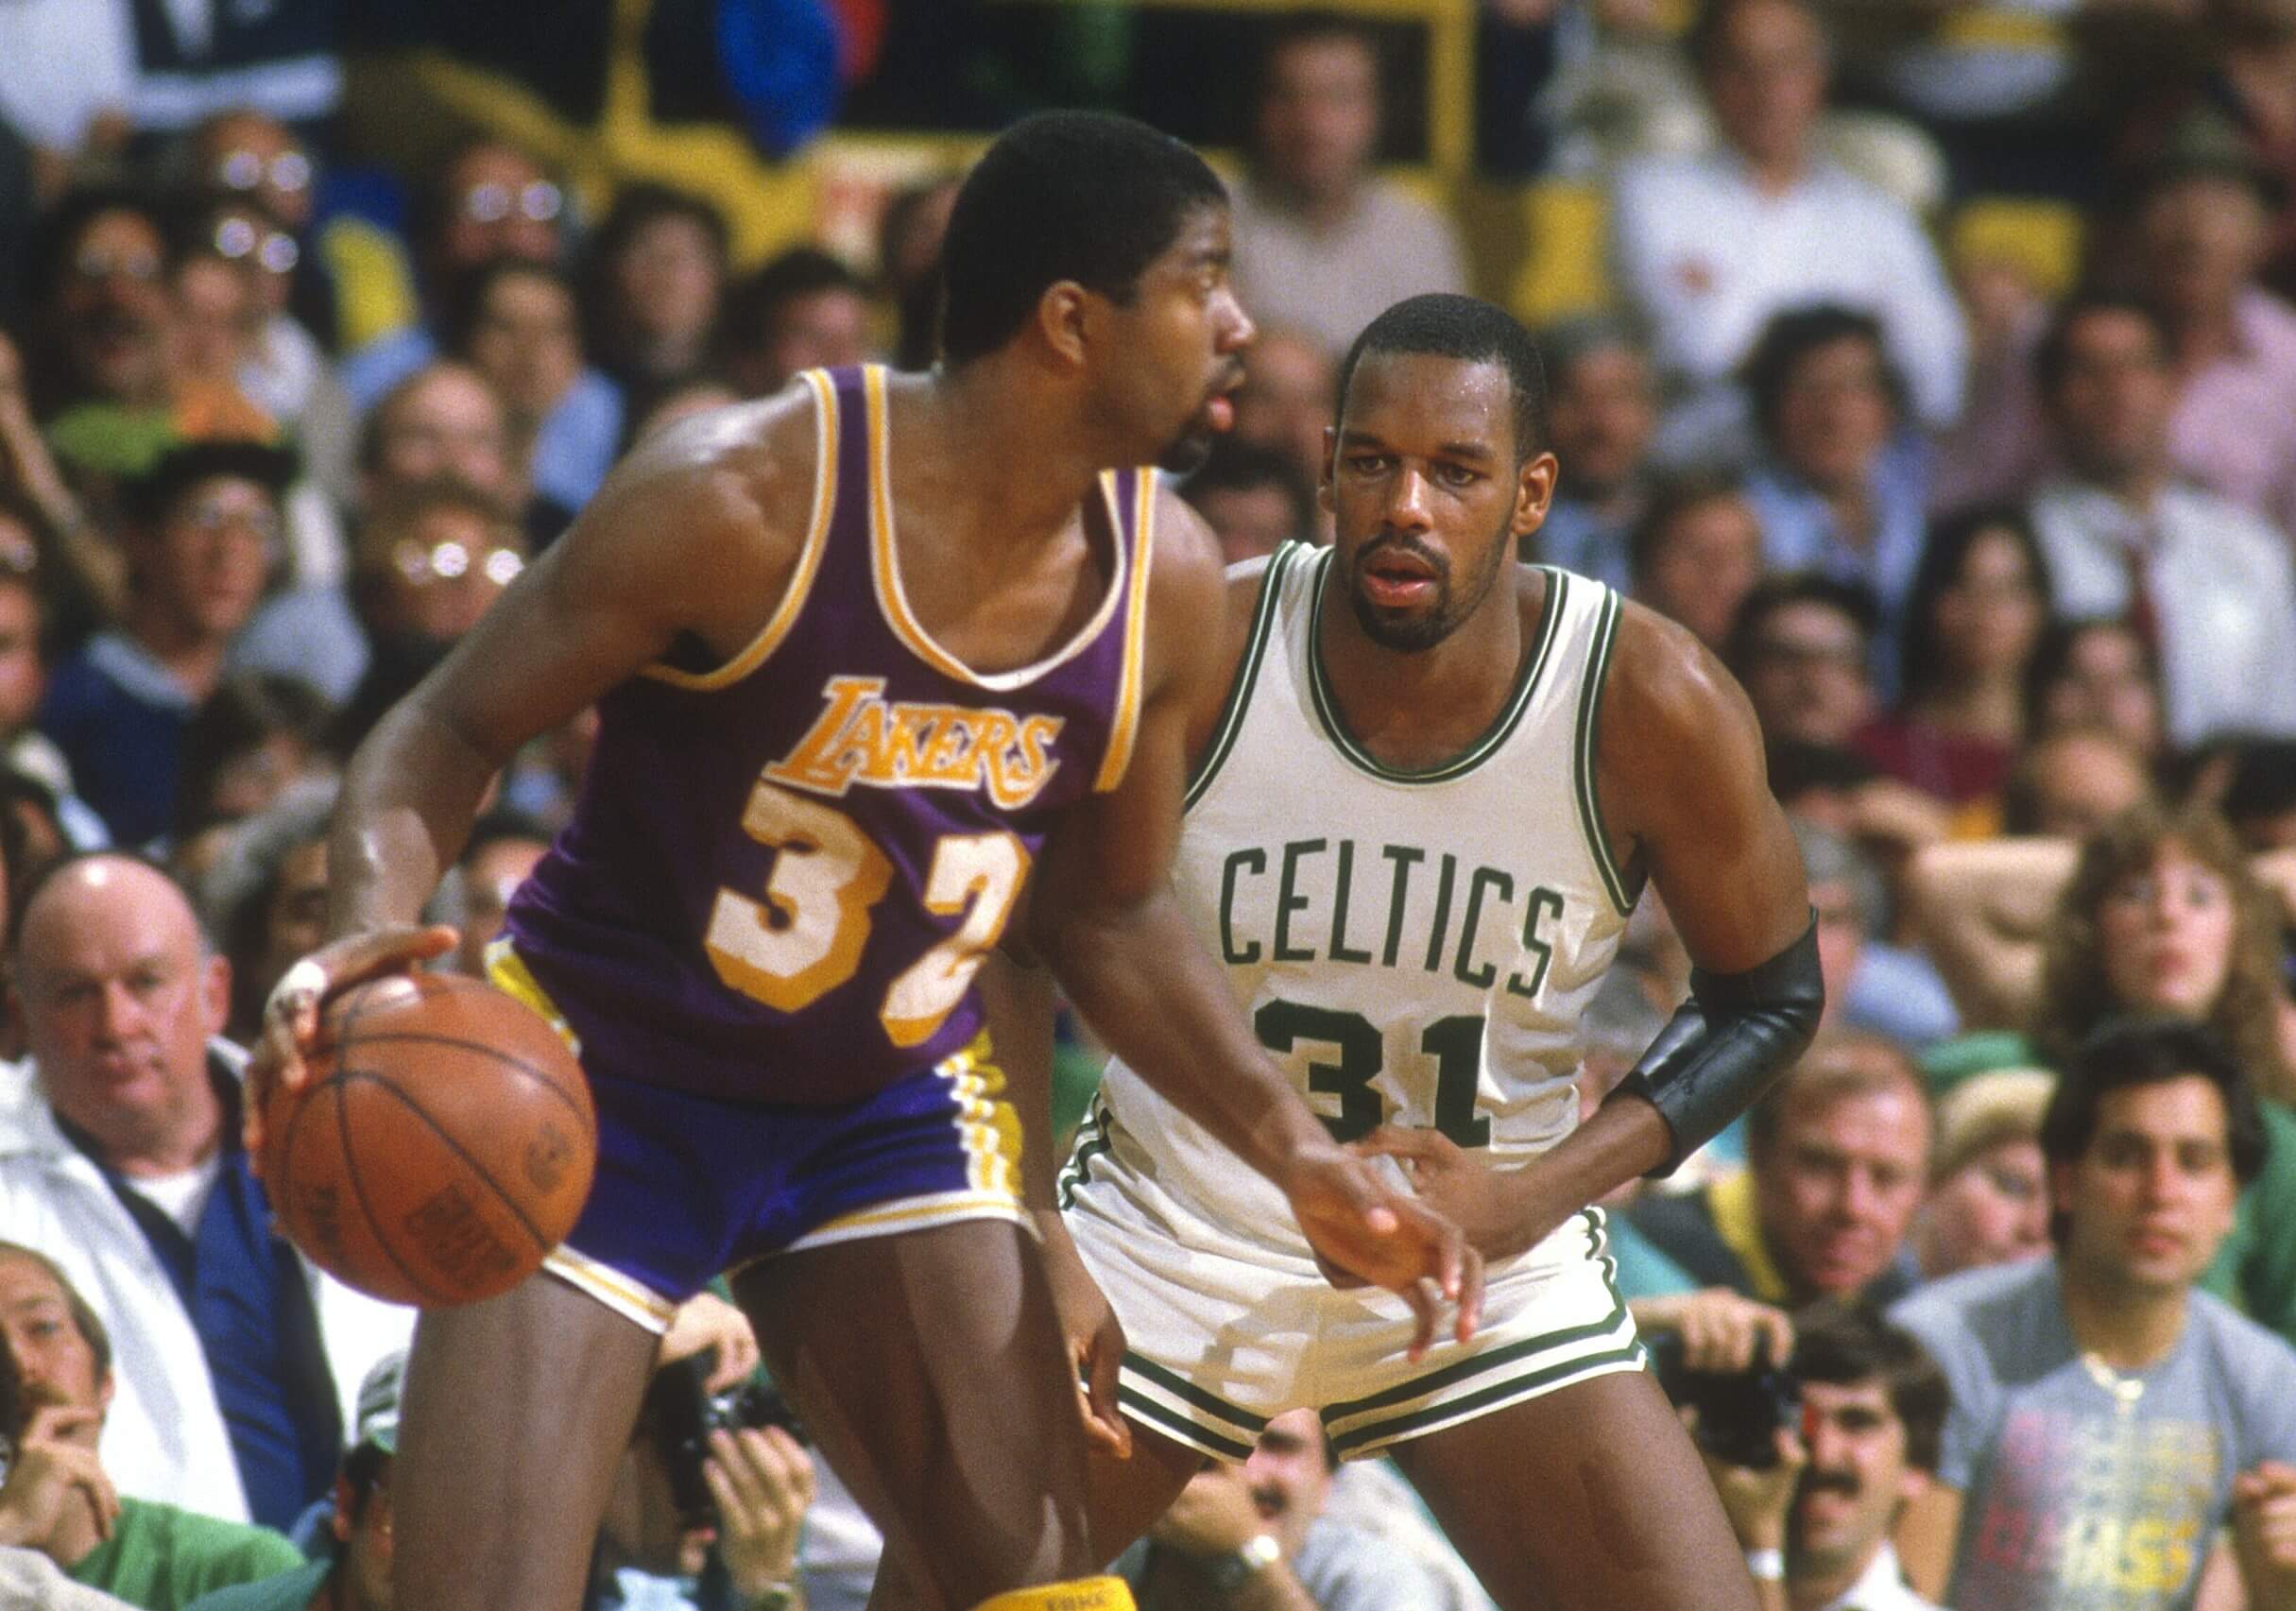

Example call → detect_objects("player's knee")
969 1577 1136 1611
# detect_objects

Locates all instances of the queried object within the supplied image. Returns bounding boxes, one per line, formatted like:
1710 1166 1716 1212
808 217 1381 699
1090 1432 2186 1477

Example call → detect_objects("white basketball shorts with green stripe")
1061 1143 1647 1463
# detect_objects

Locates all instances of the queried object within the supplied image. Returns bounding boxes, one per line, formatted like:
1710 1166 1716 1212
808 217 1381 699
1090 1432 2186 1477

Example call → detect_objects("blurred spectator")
0 327 125 626
1927 254 2053 515
0 1242 304 1607
168 246 261 412
179 1350 403 1611
1890 1020 2296 1607
1910 1070 2055 1280
1741 306 1929 660
0 853 412 1527
1861 506 2054 807
1115 1408 1448 1608
1794 817 1960 1048
2026 293 2296 745
444 809 549 980
1233 326 1338 503
197 780 333 1045
1227 14 1467 361
1630 1033 1933 1307
580 184 729 419
38 441 293 847
2023 616 2167 763
715 249 871 402
1726 573 1880 748
1695 1301 1948 1611
1625 472 1764 652
1534 317 1655 589
876 173 959 371
338 138 566 412
1608 0 1965 459
1181 437 1315 565
440 259 621 515
0 494 109 846
2134 151 2296 541
349 477 526 652
1997 728 2156 840
169 673 334 882
2222 738 2296 850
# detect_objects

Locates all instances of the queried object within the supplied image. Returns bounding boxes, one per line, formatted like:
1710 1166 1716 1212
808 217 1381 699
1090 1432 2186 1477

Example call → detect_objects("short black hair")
1724 571 1882 677
1790 1299 1950 1475
1766 738 1881 804
938 111 1227 367
1181 437 1315 539
1336 293 1549 462
2033 292 2167 399
26 184 167 309
2222 739 2296 831
121 438 299 529
1741 303 1904 446
2041 1018 2268 1188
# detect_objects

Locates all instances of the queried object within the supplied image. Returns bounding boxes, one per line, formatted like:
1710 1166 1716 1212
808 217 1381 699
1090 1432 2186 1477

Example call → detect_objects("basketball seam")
330 989 456 1306
320 1029 594 1141
334 1069 559 1258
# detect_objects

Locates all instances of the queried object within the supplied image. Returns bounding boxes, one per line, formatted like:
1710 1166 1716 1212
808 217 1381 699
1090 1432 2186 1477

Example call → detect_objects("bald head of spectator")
1690 0 1830 183
1729 573 1880 746
1747 1032 1932 1302
14 854 230 1177
1235 325 1338 495
361 361 516 508
1543 317 1657 507
1998 728 2155 839
1629 473 1764 651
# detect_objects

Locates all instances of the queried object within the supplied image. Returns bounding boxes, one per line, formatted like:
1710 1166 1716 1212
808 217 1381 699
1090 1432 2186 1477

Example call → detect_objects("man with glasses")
36 441 296 845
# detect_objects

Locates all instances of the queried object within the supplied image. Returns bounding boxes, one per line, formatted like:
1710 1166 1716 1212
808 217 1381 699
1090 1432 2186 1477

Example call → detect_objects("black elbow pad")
1605 916 1824 1177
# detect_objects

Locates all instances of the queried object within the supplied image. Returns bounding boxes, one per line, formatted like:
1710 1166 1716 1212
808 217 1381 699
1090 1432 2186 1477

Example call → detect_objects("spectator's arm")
1894 1484 1963 1602
2234 1461 2296 1607
1905 838 2076 1028
2196 1535 2246 1611
1630 1290 1794 1375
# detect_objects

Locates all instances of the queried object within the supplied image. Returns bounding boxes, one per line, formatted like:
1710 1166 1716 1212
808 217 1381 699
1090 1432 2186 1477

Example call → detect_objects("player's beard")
1347 506 1515 653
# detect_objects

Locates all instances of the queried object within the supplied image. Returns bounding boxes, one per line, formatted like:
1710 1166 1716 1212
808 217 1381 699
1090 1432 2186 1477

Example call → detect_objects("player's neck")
1313 562 1528 764
2059 1260 2190 1370
922 363 1126 546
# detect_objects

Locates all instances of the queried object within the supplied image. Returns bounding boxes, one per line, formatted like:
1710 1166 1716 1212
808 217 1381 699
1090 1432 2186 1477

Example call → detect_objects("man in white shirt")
1608 0 1965 461
1227 16 1468 361
1694 1301 1946 1611
2023 293 2296 746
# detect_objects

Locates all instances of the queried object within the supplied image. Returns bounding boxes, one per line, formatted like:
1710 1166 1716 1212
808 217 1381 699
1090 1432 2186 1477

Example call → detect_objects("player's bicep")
1597 608 1808 972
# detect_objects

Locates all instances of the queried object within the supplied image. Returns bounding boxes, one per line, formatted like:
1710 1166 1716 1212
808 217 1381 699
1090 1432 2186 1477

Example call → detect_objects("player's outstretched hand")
1283 1147 1483 1362
1037 1210 1133 1457
245 925 460 1171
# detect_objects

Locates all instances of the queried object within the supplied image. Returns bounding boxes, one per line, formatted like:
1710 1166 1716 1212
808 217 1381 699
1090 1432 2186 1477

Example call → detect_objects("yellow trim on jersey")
542 1243 680 1332
639 368 838 691
972 1579 1136 1611
1091 470 1157 793
785 1190 1027 1252
484 936 583 1058
939 1032 1021 1199
862 364 1133 693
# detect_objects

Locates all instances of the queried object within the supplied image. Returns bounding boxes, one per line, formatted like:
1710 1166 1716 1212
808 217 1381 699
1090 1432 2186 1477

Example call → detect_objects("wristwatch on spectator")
1207 1533 1283 1595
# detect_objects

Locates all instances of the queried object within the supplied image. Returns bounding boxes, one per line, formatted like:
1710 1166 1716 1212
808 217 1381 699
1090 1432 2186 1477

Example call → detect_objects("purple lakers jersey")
503 365 1157 1104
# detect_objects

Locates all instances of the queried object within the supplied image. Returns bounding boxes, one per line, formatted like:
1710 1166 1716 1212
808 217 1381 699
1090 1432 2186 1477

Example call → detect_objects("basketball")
263 971 596 1308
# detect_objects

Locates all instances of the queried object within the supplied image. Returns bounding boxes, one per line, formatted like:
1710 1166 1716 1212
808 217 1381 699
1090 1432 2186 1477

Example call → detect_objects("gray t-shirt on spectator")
1891 1257 2296 1610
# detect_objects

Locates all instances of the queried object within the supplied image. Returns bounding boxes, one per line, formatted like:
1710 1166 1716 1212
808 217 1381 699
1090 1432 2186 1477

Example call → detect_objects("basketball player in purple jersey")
245 113 1478 1611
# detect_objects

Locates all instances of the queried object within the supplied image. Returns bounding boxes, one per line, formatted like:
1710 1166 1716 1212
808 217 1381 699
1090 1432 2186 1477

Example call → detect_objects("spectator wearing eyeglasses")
338 138 567 415
35 442 294 847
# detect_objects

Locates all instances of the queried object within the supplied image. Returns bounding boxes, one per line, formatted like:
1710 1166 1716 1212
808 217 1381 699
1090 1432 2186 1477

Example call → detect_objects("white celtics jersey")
1068 541 1637 1260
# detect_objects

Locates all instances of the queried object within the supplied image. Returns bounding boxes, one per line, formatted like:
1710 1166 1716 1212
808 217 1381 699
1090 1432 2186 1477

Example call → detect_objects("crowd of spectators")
3 2 2296 1608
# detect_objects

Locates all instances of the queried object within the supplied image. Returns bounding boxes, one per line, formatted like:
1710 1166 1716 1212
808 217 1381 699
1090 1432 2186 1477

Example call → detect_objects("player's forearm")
1044 887 1330 1185
975 953 1064 1212
1495 1097 1671 1248
328 694 502 938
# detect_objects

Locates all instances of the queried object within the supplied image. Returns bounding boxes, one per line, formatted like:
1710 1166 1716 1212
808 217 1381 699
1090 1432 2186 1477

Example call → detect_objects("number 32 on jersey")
702 780 1029 1048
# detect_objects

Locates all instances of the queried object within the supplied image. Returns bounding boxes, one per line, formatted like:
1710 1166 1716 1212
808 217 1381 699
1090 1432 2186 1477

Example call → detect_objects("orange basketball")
263 971 596 1307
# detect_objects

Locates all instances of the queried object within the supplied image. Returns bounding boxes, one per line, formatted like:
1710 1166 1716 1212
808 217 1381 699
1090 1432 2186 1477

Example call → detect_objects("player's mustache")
1357 532 1450 580
1799 1467 1860 1500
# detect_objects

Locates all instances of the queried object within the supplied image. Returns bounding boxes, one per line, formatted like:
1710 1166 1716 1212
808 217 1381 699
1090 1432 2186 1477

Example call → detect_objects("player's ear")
1512 450 1559 541
1036 281 1093 369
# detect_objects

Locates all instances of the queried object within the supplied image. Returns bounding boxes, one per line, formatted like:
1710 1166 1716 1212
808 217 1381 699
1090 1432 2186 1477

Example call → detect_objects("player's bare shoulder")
1592 598 1768 846
551 380 828 665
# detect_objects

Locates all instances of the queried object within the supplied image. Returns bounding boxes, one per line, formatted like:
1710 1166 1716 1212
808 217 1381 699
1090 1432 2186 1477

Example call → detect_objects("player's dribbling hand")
245 925 461 1171
1037 1211 1133 1458
1283 1147 1483 1362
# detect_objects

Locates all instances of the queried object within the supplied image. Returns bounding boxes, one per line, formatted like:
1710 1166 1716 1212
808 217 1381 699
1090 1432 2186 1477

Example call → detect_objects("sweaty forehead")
1340 351 1514 452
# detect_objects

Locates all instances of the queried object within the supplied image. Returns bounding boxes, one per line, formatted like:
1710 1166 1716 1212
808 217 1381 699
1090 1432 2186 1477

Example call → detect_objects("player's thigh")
1389 1369 1756 1611
393 1269 663 1611
733 1219 1096 1606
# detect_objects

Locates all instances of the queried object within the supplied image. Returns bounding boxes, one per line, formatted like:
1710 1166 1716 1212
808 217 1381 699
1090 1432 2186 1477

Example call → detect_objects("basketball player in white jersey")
899 294 1824 1611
